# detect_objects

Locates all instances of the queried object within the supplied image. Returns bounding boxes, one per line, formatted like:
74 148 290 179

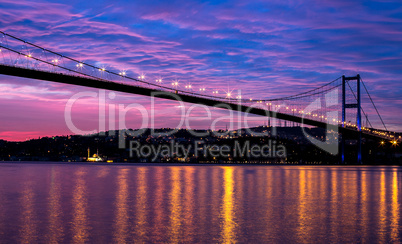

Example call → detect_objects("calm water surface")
0 163 401 243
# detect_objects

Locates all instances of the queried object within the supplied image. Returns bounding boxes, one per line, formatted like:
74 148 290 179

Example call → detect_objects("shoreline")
0 161 401 167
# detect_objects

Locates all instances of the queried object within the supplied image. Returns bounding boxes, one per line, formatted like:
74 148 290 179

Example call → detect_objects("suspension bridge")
0 31 397 164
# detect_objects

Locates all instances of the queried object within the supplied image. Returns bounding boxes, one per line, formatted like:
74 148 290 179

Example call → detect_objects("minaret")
87 148 90 158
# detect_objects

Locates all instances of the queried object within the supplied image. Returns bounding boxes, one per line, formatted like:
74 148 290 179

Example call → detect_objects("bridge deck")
0 64 382 140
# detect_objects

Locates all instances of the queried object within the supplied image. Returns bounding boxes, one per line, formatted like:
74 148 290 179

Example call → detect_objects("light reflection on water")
221 167 235 243
47 167 63 243
391 171 400 242
19 170 36 243
72 169 90 243
0 163 401 243
113 168 129 243
169 167 181 243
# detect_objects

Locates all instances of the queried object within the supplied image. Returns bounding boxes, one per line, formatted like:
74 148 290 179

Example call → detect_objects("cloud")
1 0 402 140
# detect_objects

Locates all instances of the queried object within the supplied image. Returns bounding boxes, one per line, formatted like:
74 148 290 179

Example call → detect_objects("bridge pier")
342 75 362 164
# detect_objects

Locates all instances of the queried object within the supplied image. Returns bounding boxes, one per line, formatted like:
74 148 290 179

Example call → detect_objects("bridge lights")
51 59 59 64
172 81 179 89
212 90 219 94
155 78 162 84
76 63 84 68
199 88 206 92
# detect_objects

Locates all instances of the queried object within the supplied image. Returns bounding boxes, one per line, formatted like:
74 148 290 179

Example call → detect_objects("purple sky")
0 0 402 141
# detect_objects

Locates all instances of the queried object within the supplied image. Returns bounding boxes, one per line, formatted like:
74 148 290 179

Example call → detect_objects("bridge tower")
342 74 362 164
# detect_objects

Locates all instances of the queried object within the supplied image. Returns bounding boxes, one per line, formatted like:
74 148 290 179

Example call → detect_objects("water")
0 163 401 243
